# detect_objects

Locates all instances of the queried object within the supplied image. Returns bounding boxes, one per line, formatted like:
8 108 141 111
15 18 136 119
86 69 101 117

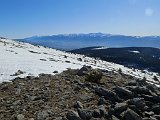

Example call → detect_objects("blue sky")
0 0 160 38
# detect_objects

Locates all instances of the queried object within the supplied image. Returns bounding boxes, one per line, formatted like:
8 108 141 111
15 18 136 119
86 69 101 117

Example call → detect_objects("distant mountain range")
16 33 160 50
71 47 160 72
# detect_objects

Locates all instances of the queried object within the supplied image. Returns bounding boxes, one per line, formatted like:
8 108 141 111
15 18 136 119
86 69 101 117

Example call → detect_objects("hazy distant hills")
17 33 160 50
71 47 160 72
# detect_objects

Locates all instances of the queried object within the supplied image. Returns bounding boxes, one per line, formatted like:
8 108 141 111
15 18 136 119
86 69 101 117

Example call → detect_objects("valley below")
71 46 160 73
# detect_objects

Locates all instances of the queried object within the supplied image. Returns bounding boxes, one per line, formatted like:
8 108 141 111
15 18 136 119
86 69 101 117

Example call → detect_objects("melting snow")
0 38 159 87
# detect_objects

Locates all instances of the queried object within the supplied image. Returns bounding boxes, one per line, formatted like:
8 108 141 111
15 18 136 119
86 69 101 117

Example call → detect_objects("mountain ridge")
16 33 160 51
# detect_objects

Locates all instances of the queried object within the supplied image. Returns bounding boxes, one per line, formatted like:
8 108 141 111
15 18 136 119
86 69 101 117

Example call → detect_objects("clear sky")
0 0 160 38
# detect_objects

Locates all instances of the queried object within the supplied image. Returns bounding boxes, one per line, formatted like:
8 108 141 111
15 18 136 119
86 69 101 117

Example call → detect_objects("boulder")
12 70 24 76
95 87 116 98
74 101 83 109
98 97 107 105
127 80 137 86
16 114 25 120
78 109 93 120
114 102 128 117
133 87 151 95
97 105 107 117
114 102 128 111
124 109 142 120
77 66 91 76
152 105 160 114
36 110 53 120
92 109 101 118
144 111 154 117
153 115 160 120
66 110 81 120
115 87 133 98
128 98 146 109
112 115 120 120
141 95 160 103
77 58 82 62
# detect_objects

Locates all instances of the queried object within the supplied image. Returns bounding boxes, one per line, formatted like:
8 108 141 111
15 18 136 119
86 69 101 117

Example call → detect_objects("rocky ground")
0 66 160 120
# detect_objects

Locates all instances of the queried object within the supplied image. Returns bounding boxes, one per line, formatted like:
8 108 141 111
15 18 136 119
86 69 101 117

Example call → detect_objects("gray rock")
36 110 53 120
127 80 137 86
80 95 93 101
15 88 21 95
149 117 158 120
97 105 107 117
128 98 146 109
74 85 81 91
78 109 92 120
115 102 128 111
16 114 25 120
114 102 128 118
53 71 58 73
146 84 157 92
77 58 82 62
108 107 115 116
98 97 107 105
74 101 83 109
30 95 41 101
142 95 160 103
66 110 81 120
152 105 160 114
37 111 49 120
12 70 24 76
73 80 83 86
92 109 101 118
153 115 160 120
77 66 91 76
12 100 21 106
144 111 154 117
124 109 142 120
0 83 8 91
133 87 151 95
26 75 36 80
95 87 116 98
115 87 133 98
112 115 120 120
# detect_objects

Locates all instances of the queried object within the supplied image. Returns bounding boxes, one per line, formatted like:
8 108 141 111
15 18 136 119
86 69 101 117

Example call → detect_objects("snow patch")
129 50 140 54
93 47 108 50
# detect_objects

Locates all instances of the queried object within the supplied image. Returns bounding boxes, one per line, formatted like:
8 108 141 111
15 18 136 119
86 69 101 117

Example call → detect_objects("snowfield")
0 38 159 86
